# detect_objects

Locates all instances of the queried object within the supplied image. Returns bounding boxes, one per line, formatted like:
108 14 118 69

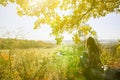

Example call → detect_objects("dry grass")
0 47 60 80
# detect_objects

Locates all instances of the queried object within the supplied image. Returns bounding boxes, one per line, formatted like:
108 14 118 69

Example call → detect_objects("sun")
29 0 43 6
28 0 45 11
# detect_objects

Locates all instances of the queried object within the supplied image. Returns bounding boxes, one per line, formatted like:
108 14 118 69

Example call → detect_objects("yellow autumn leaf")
17 8 23 16
91 30 96 36
9 0 14 2
1 52 9 60
72 33 81 44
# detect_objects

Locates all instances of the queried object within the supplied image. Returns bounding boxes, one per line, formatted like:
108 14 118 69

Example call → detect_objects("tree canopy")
0 0 120 44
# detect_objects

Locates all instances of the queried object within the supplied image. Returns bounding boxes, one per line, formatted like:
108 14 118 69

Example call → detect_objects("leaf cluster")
1 0 120 44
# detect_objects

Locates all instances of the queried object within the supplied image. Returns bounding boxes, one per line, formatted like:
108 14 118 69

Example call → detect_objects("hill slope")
0 38 55 49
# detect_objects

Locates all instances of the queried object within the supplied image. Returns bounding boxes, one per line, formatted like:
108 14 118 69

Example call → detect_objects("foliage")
100 43 120 66
0 0 120 44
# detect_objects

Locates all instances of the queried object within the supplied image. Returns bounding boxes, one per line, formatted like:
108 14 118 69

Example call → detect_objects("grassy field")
0 41 86 80
0 38 120 80
0 47 58 80
0 47 84 80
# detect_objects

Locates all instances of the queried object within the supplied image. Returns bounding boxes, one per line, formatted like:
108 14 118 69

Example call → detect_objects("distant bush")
0 38 55 49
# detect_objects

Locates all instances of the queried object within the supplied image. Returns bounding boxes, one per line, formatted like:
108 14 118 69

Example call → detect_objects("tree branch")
77 0 95 24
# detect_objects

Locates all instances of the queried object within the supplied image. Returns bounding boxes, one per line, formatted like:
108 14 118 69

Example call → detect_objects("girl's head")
87 37 99 52
87 37 96 48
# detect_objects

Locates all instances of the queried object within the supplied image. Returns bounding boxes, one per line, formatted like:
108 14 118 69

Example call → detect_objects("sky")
0 4 120 40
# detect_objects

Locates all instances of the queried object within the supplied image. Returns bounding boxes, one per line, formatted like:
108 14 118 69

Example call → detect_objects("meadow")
0 38 120 80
